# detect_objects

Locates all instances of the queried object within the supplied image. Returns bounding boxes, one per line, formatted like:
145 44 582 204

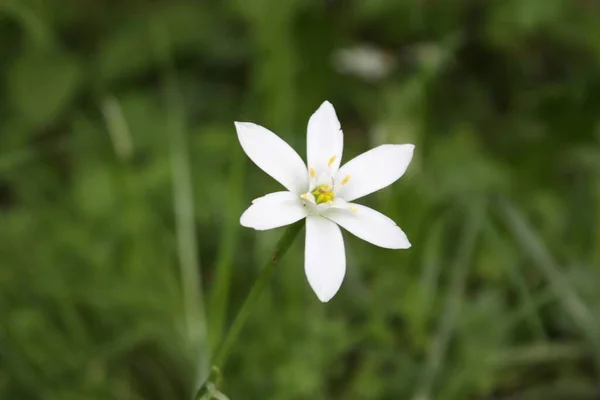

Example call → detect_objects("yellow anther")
310 168 316 178
341 175 351 185
316 193 334 204
349 205 358 213
328 155 337 167
311 184 334 204
300 193 310 200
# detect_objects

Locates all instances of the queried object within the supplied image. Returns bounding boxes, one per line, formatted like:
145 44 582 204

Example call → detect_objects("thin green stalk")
101 95 134 162
487 342 588 368
152 24 209 381
212 220 304 370
196 221 304 397
205 221 304 380
418 211 447 320
167 73 206 346
484 220 548 340
208 150 244 350
498 198 600 379
412 201 484 400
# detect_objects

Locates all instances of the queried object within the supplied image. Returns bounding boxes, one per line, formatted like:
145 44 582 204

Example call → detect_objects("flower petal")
323 203 410 249
329 197 348 209
305 216 346 302
307 101 343 176
335 144 414 202
235 122 308 194
241 191 307 230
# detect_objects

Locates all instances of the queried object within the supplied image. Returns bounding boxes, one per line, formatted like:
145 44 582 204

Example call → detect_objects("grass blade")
207 149 244 351
412 201 485 400
152 25 209 386
484 220 548 340
498 198 600 376
101 95 134 162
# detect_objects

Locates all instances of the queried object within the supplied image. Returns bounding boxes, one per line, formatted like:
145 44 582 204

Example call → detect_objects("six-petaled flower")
236 101 414 302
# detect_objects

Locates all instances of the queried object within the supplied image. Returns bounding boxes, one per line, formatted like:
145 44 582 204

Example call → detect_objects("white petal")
335 144 414 202
299 192 316 205
305 216 346 302
235 122 308 194
323 203 410 249
241 191 307 230
307 101 343 175
329 197 348 209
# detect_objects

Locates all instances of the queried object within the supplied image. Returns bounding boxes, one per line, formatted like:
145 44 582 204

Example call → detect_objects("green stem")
207 150 244 351
212 220 304 369
153 23 210 386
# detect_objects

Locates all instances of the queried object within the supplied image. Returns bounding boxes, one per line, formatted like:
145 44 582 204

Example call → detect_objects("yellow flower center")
311 184 335 204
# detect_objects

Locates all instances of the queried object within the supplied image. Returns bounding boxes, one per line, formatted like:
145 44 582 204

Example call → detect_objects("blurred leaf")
6 48 82 127
95 1 241 82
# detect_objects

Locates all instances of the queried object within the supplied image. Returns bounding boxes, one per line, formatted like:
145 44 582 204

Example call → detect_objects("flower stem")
212 220 305 369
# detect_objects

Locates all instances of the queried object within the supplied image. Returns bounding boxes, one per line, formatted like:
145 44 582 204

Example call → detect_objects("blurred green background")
2 0 600 399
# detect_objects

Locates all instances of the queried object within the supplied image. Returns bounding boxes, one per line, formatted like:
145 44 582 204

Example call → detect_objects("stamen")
311 184 334 204
310 168 316 178
341 175 351 185
300 193 310 200
328 155 337 167
349 205 358 213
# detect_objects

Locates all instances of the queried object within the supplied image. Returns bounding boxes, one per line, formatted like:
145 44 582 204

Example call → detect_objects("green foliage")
1 0 600 399
7 48 82 129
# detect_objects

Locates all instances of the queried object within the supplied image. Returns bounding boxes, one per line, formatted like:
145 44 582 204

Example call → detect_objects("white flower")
235 101 414 302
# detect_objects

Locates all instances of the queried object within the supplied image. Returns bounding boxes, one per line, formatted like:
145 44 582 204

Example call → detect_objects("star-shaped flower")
236 101 414 302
